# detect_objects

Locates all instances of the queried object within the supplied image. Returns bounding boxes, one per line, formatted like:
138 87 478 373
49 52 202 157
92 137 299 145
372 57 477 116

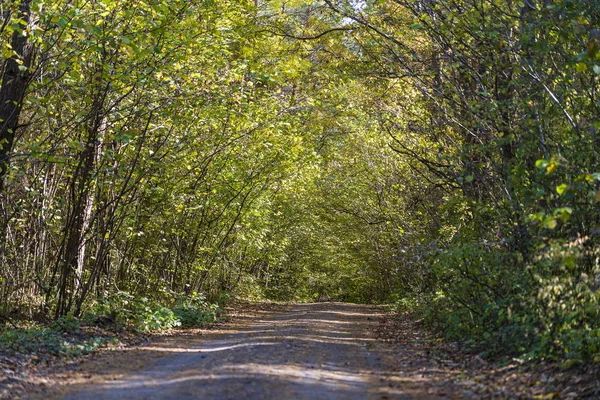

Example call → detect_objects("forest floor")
2 302 598 399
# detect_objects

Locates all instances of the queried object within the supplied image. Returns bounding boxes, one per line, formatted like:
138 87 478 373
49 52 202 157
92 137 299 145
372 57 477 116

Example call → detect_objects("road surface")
60 303 444 399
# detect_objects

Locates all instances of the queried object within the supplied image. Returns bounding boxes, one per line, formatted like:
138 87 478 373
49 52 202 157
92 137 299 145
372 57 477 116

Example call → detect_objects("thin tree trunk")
75 117 105 293
56 80 109 317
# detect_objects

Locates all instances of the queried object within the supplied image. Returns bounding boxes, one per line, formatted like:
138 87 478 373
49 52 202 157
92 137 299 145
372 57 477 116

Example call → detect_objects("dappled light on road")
57 303 451 399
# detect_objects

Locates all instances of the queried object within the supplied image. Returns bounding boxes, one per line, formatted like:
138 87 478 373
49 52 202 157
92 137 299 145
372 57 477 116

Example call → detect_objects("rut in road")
59 303 443 400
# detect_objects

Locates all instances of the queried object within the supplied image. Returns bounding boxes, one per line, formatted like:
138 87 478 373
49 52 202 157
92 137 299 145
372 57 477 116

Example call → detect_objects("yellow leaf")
533 393 556 399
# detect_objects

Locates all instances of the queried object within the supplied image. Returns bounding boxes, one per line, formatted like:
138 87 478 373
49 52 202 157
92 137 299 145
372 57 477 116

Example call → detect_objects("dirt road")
55 303 449 399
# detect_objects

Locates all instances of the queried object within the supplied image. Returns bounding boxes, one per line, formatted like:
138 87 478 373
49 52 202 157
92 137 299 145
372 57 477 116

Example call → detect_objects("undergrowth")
0 291 226 357
0 325 118 357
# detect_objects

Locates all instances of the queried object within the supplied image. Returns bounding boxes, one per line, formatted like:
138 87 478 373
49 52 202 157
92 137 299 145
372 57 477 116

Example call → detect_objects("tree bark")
0 0 34 192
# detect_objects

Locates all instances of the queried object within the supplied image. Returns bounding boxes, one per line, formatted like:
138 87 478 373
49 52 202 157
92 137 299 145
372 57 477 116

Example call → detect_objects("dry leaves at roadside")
376 312 600 399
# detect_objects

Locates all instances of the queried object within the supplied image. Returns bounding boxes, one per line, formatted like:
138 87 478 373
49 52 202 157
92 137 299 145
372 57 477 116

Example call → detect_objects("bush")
91 291 224 332
415 233 600 362
50 314 81 333
173 292 224 327
132 302 181 332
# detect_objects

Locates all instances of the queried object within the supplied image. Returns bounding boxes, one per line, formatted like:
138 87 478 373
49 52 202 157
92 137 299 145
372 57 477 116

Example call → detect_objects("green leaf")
553 207 573 221
542 218 557 229
535 159 549 169
594 65 600 75
556 184 568 195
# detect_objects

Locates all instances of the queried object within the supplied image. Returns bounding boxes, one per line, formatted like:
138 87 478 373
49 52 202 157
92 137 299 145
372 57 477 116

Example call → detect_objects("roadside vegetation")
0 291 224 359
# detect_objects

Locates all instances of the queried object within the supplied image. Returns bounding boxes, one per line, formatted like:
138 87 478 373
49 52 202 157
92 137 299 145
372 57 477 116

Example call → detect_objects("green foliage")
132 303 181 333
0 0 598 365
309 0 600 362
91 291 224 332
0 328 63 355
92 292 180 332
173 292 224 327
527 237 600 362
50 314 81 334
0 290 226 357
0 326 116 357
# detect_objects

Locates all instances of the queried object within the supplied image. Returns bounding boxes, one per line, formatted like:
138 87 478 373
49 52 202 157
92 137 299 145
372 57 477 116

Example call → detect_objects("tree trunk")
0 0 34 192
56 83 108 317
0 0 34 264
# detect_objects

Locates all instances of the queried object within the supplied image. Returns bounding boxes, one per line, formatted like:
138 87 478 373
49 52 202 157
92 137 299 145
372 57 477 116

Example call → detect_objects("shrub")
173 292 224 327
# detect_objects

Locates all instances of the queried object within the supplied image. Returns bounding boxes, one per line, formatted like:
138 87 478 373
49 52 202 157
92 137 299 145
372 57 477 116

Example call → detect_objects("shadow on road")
55 303 447 400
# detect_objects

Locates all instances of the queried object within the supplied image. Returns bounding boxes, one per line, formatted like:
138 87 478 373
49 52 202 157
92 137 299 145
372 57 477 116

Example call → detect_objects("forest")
0 0 598 368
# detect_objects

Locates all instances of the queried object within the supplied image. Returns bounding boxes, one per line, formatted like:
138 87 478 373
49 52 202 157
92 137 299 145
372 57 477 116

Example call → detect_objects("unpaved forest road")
56 303 450 399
